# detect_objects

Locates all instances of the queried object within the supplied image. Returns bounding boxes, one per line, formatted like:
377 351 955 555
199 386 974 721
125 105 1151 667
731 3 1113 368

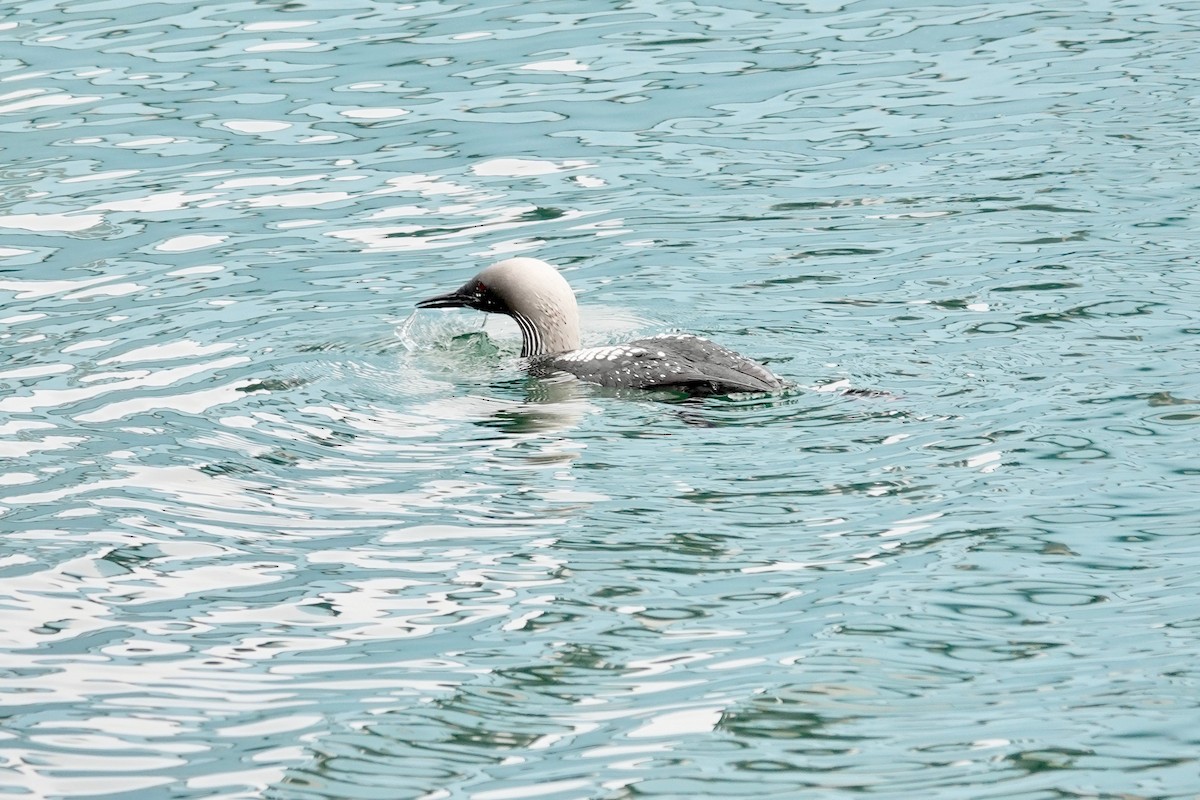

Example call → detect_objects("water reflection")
3 0 1200 797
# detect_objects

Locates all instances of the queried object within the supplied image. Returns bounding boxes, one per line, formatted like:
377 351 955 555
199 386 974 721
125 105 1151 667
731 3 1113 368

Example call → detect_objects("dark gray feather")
533 334 783 395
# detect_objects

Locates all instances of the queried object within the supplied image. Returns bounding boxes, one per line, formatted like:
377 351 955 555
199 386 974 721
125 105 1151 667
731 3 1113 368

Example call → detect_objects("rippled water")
3 1 1199 797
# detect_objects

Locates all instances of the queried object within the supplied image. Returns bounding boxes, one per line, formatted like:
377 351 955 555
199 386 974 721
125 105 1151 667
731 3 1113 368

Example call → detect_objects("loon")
417 257 784 395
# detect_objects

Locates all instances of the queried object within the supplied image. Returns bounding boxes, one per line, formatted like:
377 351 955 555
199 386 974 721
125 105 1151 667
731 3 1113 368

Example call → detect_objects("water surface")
2 1 1199 798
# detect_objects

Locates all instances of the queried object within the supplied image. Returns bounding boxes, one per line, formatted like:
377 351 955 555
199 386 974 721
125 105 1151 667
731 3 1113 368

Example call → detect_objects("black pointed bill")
416 288 471 309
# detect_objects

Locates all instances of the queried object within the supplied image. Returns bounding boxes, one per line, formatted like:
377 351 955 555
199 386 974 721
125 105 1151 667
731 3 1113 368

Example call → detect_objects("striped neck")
513 311 578 357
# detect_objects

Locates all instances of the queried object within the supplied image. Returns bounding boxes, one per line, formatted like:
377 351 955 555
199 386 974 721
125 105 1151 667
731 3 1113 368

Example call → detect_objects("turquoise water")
2 0 1199 797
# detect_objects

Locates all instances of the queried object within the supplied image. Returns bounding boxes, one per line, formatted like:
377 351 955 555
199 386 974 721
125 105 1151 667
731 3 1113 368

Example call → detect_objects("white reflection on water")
1 0 1199 797
0 356 249 415
0 212 104 233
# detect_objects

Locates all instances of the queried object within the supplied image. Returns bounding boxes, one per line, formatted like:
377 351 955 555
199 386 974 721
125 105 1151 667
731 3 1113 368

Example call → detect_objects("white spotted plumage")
559 345 646 363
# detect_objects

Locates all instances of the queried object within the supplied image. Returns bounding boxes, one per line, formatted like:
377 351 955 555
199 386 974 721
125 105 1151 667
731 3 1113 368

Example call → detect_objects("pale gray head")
417 257 581 357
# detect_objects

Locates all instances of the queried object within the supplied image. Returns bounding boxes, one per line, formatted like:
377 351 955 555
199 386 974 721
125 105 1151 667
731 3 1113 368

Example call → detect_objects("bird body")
417 258 783 396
